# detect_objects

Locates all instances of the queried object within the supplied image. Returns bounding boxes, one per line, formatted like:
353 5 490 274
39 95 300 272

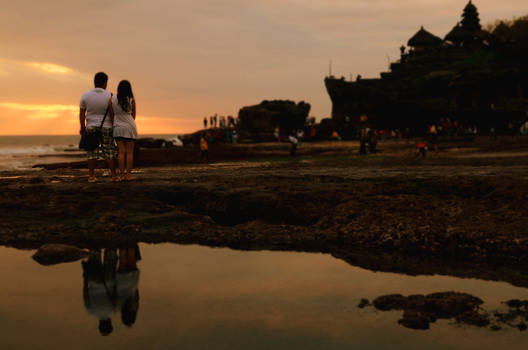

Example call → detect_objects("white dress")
112 96 138 139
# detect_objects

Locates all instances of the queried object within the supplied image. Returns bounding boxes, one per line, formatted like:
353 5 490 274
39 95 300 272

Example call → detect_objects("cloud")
24 62 73 75
0 102 77 119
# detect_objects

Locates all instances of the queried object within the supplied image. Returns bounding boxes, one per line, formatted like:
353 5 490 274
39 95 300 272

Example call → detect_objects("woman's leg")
117 140 126 178
125 141 135 179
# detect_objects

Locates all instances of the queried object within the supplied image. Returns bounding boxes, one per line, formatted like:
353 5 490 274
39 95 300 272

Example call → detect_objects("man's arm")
79 108 87 134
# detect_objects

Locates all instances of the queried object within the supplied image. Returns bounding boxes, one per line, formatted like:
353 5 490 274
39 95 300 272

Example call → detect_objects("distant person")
112 80 137 181
203 117 208 129
508 121 515 137
309 126 316 140
332 130 342 141
79 72 118 182
274 126 281 143
490 127 497 141
210 116 214 128
359 127 368 155
200 133 208 160
368 129 378 153
288 131 298 156
416 141 428 157
297 129 304 146
429 124 438 152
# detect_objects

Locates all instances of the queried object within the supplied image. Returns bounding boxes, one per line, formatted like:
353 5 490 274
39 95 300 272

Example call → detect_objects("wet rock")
29 177 44 184
373 292 485 330
398 309 436 330
490 325 502 331
358 298 371 308
456 311 490 327
505 299 528 309
32 244 89 266
518 322 527 331
373 294 407 310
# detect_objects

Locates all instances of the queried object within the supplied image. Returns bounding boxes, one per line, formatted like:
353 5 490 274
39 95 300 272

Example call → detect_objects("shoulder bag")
79 94 112 151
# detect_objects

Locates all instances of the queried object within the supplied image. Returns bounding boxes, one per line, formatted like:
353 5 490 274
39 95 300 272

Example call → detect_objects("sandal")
111 176 120 182
88 177 96 183
125 174 136 181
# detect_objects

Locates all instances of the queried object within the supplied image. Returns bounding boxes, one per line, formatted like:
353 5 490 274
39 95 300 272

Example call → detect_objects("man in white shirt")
79 72 118 182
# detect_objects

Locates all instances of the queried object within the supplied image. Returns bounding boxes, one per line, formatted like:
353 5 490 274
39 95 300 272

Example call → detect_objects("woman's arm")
108 97 115 124
132 99 136 120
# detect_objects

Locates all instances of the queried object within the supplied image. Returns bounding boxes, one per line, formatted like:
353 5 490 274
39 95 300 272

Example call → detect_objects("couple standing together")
79 72 138 182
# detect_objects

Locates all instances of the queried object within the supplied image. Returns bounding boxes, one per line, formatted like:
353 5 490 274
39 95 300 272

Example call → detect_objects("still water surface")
1 243 527 349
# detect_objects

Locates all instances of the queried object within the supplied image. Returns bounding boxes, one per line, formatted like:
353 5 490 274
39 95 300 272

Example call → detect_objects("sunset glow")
24 62 73 75
0 0 525 135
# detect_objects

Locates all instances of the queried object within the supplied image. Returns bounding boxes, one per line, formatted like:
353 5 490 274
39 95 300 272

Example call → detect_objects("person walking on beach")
112 80 138 181
79 72 118 182
203 117 208 129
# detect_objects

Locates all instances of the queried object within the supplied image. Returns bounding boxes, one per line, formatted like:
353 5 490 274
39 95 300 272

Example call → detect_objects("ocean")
0 134 176 171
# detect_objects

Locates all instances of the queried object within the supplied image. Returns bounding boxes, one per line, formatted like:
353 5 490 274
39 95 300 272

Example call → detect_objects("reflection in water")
2 243 528 349
82 245 140 336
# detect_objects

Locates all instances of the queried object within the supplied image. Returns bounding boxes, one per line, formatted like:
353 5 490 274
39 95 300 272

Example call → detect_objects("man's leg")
102 128 118 180
88 159 96 180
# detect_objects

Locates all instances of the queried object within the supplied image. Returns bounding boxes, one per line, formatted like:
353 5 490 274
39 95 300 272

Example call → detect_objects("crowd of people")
79 72 138 182
203 114 237 129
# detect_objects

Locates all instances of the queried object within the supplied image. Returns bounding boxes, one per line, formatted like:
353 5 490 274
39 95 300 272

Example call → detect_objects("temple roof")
445 23 490 45
445 23 466 43
464 1 477 14
408 27 443 47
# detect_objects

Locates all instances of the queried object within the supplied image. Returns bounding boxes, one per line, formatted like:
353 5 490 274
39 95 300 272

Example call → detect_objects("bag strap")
98 93 113 129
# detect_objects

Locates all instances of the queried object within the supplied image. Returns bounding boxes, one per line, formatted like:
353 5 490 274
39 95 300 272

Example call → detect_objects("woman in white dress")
112 80 138 181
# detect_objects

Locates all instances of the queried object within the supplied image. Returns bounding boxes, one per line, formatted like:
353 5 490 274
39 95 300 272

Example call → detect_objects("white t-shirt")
84 279 117 320
80 88 113 129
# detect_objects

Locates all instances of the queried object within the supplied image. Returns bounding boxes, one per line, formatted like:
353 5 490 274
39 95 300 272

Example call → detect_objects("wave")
0 145 70 156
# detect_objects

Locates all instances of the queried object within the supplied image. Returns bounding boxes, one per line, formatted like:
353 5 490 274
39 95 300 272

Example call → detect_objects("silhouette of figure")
82 245 141 335
82 248 118 336
117 245 141 327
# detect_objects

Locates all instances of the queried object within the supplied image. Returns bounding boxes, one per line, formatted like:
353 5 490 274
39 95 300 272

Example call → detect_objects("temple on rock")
325 1 528 133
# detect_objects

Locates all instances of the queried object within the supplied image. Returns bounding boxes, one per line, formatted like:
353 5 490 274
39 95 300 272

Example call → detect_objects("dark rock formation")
369 293 528 331
372 292 486 330
238 100 310 141
357 298 371 308
32 244 89 266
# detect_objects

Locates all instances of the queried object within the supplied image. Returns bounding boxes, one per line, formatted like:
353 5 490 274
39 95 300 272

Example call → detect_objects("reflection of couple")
82 245 141 336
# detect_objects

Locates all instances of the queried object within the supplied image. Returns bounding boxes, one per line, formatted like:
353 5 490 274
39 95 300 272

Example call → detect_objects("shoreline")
2 137 528 286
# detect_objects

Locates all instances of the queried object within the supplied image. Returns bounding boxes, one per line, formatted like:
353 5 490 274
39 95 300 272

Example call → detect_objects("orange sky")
0 0 525 135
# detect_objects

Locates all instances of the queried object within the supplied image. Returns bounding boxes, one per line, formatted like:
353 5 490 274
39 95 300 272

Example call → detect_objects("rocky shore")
2 137 528 286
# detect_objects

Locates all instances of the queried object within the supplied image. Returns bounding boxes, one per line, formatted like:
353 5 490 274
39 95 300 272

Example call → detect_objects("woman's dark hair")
117 80 134 112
